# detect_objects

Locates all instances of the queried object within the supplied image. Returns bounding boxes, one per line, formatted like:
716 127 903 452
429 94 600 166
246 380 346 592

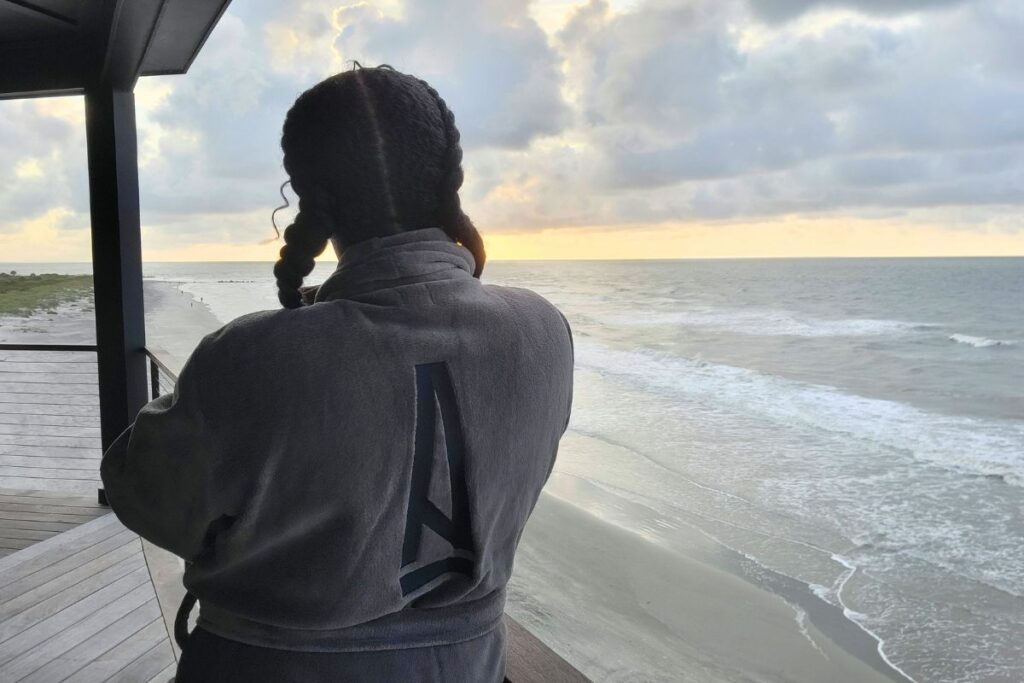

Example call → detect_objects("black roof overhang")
0 0 232 99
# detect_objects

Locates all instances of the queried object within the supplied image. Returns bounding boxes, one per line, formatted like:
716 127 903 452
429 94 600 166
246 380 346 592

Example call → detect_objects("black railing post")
85 84 148 505
151 356 161 399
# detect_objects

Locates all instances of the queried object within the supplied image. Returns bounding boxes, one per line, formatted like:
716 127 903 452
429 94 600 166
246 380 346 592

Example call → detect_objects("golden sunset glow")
481 220 1024 260
2 220 1022 263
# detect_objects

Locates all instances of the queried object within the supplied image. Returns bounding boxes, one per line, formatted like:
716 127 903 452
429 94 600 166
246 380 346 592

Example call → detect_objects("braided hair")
273 64 486 308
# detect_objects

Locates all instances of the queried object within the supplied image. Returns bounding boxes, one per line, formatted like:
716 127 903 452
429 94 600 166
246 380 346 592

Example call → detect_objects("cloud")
331 0 570 148
746 0 967 23
128 0 571 249
0 99 88 228
523 0 1024 226
3 0 1024 257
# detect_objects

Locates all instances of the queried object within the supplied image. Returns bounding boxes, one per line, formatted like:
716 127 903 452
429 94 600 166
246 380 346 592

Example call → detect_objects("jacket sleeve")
557 308 575 435
100 337 229 561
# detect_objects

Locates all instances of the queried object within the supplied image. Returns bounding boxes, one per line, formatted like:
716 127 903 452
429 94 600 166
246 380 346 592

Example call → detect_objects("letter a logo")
400 361 475 596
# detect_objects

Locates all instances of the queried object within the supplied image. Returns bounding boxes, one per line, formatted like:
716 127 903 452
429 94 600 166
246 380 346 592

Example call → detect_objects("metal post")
85 85 148 504
151 356 161 399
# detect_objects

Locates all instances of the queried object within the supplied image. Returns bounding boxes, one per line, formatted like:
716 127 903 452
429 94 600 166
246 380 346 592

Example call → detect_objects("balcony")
0 345 586 681
1 1 585 679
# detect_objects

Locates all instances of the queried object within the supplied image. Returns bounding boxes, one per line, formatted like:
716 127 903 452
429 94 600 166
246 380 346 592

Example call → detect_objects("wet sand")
0 297 95 345
508 492 909 682
143 281 223 371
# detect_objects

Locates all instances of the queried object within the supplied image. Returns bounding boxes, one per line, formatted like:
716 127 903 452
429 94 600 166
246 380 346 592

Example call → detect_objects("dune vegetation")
0 272 94 316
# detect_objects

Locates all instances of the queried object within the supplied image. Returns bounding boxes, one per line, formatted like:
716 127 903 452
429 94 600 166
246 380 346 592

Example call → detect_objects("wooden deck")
0 350 102 495
0 513 176 683
0 489 108 559
0 350 177 681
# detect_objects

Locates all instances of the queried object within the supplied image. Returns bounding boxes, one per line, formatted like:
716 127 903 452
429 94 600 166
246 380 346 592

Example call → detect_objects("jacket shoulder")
480 283 573 347
188 306 331 377
481 283 561 319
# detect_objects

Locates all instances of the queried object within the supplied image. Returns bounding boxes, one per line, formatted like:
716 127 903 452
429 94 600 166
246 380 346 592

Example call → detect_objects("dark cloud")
3 0 1023 245
746 0 967 23
0 99 89 227
539 0 1024 225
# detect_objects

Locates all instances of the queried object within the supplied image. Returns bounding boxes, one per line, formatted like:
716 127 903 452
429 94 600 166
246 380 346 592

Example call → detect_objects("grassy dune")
0 272 94 316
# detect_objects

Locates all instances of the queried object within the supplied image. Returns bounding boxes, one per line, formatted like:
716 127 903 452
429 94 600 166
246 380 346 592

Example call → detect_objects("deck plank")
0 500 106 515
0 559 146 643
0 513 117 576
0 529 137 603
0 478 99 494
0 545 142 629
107 639 176 683
0 570 152 666
0 508 175 683
19 601 163 683
0 403 99 417
148 661 177 683
0 583 155 680
0 492 105 509
0 527 53 541
0 508 104 523
64 620 172 683
0 517 82 533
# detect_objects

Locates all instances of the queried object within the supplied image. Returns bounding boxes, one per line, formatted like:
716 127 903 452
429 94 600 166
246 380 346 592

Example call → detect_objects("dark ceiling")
0 0 231 99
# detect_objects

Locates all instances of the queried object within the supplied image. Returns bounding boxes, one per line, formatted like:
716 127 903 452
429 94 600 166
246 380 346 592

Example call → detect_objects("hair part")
273 63 486 309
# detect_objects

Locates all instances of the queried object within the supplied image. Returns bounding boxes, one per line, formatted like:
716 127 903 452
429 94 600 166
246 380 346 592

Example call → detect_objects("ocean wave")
596 308 935 338
575 339 1024 487
949 334 1016 348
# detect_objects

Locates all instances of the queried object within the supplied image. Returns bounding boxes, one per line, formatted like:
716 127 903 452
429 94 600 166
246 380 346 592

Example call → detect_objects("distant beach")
0 273 95 345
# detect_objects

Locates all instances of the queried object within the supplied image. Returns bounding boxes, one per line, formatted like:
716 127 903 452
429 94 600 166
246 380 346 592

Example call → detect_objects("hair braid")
274 65 488 306
272 192 335 308
414 78 487 278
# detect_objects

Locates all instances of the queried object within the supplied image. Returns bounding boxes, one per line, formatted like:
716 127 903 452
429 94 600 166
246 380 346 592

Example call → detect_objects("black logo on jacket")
400 361 475 596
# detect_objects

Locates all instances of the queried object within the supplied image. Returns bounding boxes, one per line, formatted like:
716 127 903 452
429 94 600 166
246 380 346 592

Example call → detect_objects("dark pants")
174 624 507 683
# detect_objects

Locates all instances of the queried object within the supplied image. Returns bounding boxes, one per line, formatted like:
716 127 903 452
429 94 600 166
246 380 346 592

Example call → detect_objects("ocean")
7 257 1022 681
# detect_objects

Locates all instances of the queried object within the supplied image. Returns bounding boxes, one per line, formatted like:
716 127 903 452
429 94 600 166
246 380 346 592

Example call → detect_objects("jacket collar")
313 226 476 303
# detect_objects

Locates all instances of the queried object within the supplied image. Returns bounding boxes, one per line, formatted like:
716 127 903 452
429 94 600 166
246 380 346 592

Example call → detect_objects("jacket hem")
193 587 507 653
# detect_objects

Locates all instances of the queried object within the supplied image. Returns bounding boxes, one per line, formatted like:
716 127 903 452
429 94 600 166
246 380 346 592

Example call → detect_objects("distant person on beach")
101 63 574 682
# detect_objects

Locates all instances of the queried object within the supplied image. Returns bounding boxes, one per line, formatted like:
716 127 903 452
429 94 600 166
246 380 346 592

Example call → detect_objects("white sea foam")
574 338 1024 487
949 333 1016 348
596 307 934 338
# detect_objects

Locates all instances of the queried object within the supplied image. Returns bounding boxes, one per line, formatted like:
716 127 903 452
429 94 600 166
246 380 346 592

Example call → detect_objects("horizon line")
2 254 1023 265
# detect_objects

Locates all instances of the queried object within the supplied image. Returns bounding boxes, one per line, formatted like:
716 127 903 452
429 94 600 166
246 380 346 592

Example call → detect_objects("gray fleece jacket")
100 226 574 677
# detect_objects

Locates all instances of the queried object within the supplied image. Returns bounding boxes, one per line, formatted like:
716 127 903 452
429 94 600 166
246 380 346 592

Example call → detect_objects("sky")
1 0 1023 261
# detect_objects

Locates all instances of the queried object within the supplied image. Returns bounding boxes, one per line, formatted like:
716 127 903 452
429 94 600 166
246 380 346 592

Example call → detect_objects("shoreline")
509 491 910 682
143 280 224 370
0 296 95 345
0 280 224 357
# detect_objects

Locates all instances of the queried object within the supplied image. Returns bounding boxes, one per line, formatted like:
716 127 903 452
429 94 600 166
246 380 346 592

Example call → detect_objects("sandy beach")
507 491 907 682
143 280 224 371
0 280 221 363
0 296 96 346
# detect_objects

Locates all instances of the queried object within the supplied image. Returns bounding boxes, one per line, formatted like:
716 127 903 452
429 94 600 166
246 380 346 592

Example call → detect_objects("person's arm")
557 308 574 434
100 337 231 561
